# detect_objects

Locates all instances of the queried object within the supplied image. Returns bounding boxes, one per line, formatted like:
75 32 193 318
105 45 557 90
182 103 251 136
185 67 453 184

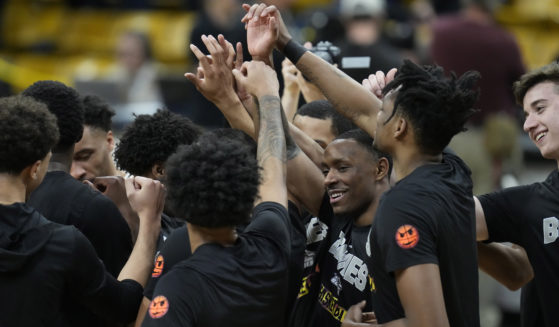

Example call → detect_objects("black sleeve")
144 226 191 300
315 192 334 228
141 269 204 327
244 202 291 256
376 189 438 273
478 185 532 244
78 194 133 277
68 229 143 323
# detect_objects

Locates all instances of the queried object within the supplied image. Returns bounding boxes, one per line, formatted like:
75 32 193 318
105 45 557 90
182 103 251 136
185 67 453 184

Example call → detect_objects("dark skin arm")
233 60 287 208
241 3 382 138
393 264 449 327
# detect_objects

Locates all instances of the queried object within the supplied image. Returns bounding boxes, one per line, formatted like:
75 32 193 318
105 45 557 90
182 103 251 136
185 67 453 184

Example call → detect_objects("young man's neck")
391 146 442 182
0 174 26 205
48 146 75 173
354 179 390 227
187 223 239 253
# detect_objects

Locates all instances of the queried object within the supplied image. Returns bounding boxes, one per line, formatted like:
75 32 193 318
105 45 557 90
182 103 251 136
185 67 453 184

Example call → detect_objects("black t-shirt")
479 169 559 327
288 207 330 327
28 171 132 276
370 152 479 327
310 195 375 327
141 202 291 327
144 201 306 322
520 280 543 327
0 203 143 327
144 225 191 300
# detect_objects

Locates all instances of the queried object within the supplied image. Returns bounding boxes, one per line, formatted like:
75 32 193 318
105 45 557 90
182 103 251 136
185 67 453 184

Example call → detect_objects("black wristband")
283 39 308 64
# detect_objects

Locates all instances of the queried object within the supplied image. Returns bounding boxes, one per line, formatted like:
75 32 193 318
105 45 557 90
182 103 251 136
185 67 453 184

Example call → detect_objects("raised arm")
119 176 164 286
185 34 256 138
242 3 382 137
233 60 287 207
281 58 301 122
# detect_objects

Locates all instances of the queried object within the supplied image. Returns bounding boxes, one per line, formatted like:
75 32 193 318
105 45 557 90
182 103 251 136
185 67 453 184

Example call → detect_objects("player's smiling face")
321 139 377 217
523 81 559 162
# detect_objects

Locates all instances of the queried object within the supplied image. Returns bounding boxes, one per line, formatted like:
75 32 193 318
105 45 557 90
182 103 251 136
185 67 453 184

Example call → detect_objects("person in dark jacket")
0 95 164 327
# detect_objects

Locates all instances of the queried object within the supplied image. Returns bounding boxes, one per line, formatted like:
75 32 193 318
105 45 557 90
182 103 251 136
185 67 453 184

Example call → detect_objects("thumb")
232 68 244 84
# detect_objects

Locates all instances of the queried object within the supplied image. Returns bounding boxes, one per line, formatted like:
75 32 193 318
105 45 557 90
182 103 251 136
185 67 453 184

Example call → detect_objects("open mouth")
328 190 347 204
535 131 547 143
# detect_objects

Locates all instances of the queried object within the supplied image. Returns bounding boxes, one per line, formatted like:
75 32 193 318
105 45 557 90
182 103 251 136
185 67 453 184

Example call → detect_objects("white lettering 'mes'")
328 231 368 291
543 217 559 244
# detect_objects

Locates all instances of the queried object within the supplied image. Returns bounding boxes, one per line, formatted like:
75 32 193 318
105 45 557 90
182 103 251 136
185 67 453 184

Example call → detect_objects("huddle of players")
1 2 558 327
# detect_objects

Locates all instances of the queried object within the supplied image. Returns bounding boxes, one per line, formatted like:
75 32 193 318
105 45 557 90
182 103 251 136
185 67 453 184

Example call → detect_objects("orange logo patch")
395 225 419 249
152 254 164 278
149 295 169 319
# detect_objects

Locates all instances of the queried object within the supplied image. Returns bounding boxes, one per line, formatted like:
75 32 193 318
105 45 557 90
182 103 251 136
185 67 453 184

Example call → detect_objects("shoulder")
145 267 203 325
153 265 206 309
248 201 291 234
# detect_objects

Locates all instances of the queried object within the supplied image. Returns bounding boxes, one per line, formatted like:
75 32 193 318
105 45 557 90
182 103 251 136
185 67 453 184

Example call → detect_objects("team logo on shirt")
152 254 164 278
395 225 419 249
330 274 343 295
149 295 169 319
328 231 369 291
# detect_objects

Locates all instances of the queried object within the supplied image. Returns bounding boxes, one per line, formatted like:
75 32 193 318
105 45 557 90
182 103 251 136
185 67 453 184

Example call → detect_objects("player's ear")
375 157 389 181
107 130 115 151
393 116 407 140
151 163 165 180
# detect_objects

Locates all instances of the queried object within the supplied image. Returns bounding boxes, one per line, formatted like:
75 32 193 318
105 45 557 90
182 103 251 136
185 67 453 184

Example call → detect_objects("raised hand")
93 176 140 241
184 34 238 107
246 7 277 62
242 3 291 54
232 60 279 99
362 68 398 99
125 176 165 226
282 58 300 93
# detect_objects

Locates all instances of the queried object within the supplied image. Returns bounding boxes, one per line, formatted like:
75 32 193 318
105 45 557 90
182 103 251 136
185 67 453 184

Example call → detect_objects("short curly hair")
114 109 203 176
0 95 60 174
82 95 115 132
165 133 260 228
22 80 84 151
382 60 480 155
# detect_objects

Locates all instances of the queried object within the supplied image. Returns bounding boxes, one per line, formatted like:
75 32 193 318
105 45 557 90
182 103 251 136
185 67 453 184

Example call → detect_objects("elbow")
504 268 534 291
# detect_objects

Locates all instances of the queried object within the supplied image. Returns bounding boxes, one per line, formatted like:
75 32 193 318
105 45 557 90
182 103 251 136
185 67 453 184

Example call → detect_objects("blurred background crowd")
1 0 558 326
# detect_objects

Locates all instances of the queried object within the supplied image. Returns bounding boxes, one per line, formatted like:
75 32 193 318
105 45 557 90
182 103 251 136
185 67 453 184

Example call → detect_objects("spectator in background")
113 31 163 105
430 0 525 195
338 0 403 83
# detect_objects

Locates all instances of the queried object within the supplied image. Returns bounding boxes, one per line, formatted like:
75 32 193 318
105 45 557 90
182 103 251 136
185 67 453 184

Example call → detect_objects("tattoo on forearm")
257 96 286 165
